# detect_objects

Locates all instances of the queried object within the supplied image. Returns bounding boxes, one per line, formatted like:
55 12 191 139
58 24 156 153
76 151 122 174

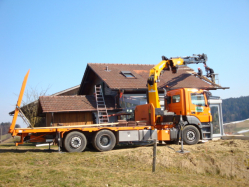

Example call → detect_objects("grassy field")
0 134 11 142
224 119 249 136
0 139 249 187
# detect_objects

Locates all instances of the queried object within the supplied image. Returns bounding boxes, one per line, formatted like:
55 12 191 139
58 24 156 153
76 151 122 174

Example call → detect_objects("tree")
0 122 11 135
15 124 21 128
20 86 50 127
222 96 249 123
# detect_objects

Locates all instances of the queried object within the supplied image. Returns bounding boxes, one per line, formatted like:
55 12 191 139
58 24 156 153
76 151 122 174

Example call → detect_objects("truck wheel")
182 125 200 145
64 131 87 152
93 130 116 152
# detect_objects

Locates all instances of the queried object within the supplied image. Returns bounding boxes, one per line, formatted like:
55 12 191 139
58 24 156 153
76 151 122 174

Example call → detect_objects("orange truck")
9 54 214 152
135 88 212 145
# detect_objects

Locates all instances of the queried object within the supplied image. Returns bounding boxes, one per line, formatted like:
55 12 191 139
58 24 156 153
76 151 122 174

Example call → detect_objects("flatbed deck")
12 121 155 147
13 123 151 134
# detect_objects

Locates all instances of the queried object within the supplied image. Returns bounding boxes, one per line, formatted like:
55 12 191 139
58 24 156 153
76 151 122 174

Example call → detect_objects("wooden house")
37 63 219 126
38 95 120 127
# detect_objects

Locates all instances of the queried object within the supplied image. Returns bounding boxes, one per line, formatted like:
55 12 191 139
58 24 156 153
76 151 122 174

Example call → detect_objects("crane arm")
147 54 207 114
9 70 30 134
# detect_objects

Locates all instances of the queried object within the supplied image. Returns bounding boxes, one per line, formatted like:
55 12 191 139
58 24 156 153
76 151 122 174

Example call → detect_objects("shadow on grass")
0 143 59 153
0 148 59 153
0 143 35 147
0 144 149 153
83 144 143 152
0 141 180 153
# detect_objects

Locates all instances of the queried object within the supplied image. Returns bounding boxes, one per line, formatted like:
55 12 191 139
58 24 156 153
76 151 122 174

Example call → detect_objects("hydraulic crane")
134 53 213 144
147 54 208 115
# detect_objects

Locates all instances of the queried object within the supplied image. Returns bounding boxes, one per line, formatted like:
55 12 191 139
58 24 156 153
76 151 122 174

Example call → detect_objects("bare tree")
21 86 50 127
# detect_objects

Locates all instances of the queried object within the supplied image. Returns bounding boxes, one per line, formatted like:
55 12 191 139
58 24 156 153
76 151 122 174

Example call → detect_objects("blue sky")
0 0 249 126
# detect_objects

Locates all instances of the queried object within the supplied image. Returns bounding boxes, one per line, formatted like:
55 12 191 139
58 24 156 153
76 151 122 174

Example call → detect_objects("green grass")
0 133 11 142
224 119 249 135
243 132 249 136
0 140 249 187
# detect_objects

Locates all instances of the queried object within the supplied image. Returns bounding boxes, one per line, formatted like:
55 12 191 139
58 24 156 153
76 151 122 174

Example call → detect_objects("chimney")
105 66 111 72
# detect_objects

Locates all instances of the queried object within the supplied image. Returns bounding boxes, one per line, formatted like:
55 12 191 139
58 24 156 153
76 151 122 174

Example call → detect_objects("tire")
92 130 116 152
64 131 87 152
182 125 200 145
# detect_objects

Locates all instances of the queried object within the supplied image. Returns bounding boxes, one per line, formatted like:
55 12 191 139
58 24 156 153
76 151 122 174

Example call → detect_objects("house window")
120 71 135 78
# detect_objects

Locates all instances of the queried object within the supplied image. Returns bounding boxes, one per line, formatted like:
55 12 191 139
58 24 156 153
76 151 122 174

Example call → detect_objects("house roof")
38 95 120 114
51 85 80 96
79 63 217 93
9 85 81 115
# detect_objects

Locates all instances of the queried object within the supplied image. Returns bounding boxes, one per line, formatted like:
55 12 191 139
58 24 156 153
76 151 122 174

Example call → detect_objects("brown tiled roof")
87 63 214 90
52 85 80 96
38 95 119 113
9 85 80 115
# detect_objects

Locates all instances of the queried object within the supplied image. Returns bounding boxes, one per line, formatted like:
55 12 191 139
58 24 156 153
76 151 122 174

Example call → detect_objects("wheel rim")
186 130 196 142
70 136 82 148
100 135 111 147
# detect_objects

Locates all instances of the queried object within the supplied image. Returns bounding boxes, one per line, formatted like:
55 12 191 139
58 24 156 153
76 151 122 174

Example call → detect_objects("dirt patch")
103 139 249 180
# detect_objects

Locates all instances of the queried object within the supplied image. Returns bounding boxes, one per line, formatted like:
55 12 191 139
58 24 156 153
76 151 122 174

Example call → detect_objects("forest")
0 122 20 135
222 96 249 123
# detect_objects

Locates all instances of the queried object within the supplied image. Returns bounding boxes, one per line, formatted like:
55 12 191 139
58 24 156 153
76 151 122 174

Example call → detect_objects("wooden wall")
46 112 93 126
46 113 52 127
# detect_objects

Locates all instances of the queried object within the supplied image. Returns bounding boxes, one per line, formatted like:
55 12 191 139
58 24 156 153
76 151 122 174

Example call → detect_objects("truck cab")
165 88 213 141
135 88 213 144
166 88 212 123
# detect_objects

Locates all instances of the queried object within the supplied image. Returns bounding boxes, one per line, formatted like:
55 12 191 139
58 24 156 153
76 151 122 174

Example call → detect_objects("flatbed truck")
10 54 215 152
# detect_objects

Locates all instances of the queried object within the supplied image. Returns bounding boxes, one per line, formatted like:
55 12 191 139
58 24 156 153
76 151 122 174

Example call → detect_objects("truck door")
188 92 210 122
209 102 224 137
167 89 185 115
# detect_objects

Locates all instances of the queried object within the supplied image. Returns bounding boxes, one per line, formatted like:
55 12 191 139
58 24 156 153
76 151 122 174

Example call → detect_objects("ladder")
94 85 109 124
17 106 32 128
192 72 222 88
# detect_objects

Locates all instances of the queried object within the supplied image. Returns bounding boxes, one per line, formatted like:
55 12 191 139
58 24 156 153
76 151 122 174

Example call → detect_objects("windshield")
191 93 206 106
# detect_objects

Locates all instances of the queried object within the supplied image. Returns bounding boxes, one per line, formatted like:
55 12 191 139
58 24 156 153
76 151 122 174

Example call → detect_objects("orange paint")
9 70 30 134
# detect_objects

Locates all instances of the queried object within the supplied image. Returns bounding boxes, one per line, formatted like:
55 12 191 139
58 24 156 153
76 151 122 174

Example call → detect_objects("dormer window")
121 71 135 78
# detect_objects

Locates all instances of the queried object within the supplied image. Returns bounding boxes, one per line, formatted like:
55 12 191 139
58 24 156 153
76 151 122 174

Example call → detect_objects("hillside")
0 139 249 186
223 119 249 136
222 96 249 123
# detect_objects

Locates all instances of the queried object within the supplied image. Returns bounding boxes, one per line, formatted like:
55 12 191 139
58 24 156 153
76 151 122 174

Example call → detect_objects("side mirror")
165 96 171 104
204 91 212 99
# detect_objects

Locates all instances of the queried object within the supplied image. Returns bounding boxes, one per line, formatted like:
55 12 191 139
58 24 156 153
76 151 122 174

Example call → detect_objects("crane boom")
9 70 30 133
147 54 207 113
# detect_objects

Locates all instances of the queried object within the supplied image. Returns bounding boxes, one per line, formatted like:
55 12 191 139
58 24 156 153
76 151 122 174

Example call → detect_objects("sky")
0 0 249 127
